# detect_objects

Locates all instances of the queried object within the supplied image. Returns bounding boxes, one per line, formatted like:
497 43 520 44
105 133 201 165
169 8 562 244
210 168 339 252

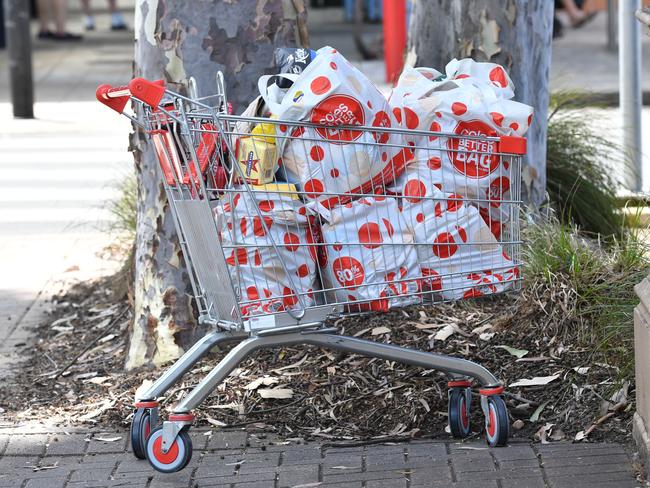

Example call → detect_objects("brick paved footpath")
0 428 643 488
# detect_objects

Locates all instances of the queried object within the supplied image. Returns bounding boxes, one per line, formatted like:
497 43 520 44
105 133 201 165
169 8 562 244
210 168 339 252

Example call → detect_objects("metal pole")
619 0 642 192
607 0 617 52
3 0 34 119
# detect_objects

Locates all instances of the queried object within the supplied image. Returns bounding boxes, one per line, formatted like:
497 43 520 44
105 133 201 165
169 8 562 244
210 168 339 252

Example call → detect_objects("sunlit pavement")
0 428 642 488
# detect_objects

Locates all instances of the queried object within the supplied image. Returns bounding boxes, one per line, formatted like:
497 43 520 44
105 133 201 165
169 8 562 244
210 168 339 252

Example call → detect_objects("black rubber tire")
146 427 193 473
130 408 151 460
448 388 472 439
485 395 509 447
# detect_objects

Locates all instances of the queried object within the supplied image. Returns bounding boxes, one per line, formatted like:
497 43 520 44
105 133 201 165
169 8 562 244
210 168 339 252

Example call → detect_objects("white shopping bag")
399 183 519 300
390 59 532 235
318 195 421 311
215 184 320 317
259 46 412 208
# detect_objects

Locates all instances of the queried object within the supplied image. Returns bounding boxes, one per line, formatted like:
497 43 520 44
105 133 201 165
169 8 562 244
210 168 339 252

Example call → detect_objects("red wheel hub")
460 398 469 428
487 407 496 438
152 435 179 464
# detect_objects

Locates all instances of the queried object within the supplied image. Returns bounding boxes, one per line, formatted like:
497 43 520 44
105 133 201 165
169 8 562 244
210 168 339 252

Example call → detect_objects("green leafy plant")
546 92 626 237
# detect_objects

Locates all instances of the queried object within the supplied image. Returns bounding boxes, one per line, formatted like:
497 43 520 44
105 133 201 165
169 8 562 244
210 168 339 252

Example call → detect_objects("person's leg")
80 0 95 30
560 0 586 23
108 0 127 30
344 0 355 22
52 0 66 34
37 0 52 35
52 0 82 40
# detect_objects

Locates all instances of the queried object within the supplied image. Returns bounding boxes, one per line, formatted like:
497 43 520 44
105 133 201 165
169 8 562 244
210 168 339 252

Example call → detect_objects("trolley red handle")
96 78 166 113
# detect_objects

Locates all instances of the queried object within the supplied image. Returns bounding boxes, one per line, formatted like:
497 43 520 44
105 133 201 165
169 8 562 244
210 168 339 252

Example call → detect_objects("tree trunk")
408 0 553 206
127 0 301 369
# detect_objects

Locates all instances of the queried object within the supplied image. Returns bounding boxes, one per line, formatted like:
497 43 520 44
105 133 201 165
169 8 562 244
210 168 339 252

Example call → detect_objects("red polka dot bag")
400 185 519 300
258 46 411 209
389 59 534 239
215 184 320 317
318 195 421 312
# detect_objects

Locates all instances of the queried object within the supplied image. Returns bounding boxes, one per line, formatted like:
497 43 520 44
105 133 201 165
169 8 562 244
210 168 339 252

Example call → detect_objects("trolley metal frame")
97 74 525 471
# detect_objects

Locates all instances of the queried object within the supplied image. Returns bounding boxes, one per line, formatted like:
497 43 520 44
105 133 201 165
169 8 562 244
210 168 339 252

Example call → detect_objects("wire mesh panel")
134 87 523 331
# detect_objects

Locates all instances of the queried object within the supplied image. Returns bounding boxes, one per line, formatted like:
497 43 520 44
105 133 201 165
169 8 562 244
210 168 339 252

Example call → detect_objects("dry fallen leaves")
510 375 560 388
258 388 294 399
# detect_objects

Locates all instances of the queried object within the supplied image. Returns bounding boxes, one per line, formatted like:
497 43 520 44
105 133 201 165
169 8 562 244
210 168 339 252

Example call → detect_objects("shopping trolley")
97 74 526 473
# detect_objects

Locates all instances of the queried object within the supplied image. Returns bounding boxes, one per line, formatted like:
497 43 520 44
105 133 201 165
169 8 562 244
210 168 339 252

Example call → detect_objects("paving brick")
24 478 67 488
536 443 625 457
69 467 115 482
498 457 541 469
276 464 318 487
541 452 631 468
114 458 150 474
68 478 151 488
206 430 248 450
322 464 363 476
366 478 408 487
364 458 409 472
230 482 278 488
323 469 409 484
500 478 548 488
149 471 193 487
0 478 28 488
280 446 322 465
405 455 450 469
405 465 454 485
45 434 88 456
410 481 499 488
546 470 639 487
455 466 544 482
4 434 48 456
85 434 128 454
238 451 281 466
195 471 277 486
189 430 210 451
193 460 237 479
317 483 362 488
406 442 448 457
0 435 9 455
0 455 41 474
451 455 496 472
544 461 633 477
491 444 537 461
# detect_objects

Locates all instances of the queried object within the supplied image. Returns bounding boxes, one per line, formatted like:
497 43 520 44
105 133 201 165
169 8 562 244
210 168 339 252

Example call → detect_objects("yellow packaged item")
235 135 278 185
250 123 277 144
251 182 299 200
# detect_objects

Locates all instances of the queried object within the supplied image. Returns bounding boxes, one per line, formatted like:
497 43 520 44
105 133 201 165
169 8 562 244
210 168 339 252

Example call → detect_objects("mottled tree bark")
408 0 553 206
127 0 300 369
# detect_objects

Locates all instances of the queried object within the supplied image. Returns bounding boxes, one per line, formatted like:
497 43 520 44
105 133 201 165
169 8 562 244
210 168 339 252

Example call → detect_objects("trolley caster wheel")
448 388 472 438
146 427 193 473
130 408 153 460
484 395 509 447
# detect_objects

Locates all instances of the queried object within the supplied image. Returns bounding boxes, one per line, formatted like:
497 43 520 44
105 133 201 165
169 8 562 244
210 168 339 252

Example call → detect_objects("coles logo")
332 256 365 289
310 95 365 144
447 120 499 178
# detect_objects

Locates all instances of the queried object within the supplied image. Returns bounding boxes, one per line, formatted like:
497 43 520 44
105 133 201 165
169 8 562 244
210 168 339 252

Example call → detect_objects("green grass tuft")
107 173 137 241
546 92 626 237
523 216 649 380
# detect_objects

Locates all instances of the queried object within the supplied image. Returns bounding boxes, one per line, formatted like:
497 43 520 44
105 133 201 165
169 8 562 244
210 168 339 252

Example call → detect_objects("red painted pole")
382 0 406 84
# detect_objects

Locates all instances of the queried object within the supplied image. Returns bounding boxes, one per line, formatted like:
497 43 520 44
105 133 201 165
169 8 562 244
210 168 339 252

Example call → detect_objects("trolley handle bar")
96 78 166 113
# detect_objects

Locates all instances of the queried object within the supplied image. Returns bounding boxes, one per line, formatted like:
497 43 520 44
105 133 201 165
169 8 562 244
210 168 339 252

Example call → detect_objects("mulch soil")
0 275 634 447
